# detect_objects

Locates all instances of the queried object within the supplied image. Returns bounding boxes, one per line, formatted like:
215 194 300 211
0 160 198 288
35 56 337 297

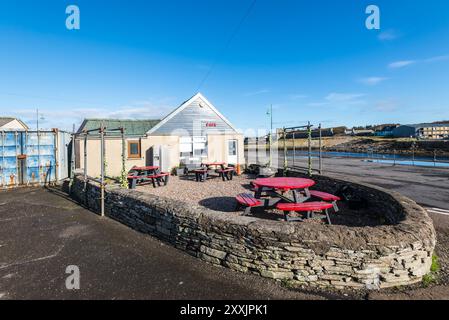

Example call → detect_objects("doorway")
227 139 238 165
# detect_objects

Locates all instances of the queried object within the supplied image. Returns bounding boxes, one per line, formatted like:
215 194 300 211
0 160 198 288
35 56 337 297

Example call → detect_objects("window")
127 141 141 158
179 136 207 163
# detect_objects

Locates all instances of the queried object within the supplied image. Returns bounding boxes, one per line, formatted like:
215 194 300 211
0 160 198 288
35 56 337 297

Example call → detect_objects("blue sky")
1 0 449 133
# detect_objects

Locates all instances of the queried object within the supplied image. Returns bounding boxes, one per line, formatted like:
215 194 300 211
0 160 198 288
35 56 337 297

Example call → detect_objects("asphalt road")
0 187 326 300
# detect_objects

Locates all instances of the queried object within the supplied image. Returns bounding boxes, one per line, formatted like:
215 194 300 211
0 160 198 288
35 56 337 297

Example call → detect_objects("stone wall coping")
81 173 435 253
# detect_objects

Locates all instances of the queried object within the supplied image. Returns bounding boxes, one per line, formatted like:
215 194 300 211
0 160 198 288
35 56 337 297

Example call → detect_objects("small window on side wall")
128 141 141 159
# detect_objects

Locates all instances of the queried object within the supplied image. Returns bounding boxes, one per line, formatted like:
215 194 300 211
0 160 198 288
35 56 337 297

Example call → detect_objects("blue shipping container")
0 131 67 187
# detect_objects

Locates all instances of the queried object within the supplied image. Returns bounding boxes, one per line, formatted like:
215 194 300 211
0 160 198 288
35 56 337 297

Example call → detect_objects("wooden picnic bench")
217 167 235 181
236 178 341 224
194 163 235 182
276 202 334 223
128 172 170 189
235 193 262 216
309 190 341 212
194 169 208 182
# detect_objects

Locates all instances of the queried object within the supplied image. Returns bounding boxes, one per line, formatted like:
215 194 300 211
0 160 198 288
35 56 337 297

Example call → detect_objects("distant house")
393 123 449 139
76 93 244 177
283 128 334 139
0 117 29 131
375 125 399 137
344 128 374 136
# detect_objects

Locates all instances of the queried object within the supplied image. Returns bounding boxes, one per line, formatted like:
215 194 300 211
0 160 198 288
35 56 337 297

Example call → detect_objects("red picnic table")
195 162 235 182
201 162 226 168
237 177 339 223
128 166 169 189
253 177 315 204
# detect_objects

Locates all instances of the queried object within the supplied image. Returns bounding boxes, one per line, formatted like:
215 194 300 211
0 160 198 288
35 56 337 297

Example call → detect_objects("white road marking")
426 207 449 216
0 245 64 270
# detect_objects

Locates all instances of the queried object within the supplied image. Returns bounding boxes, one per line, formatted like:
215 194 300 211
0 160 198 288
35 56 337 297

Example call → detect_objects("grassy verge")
422 254 441 287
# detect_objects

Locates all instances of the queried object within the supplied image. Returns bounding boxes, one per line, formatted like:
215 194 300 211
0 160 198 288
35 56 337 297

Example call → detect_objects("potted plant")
258 162 276 177
173 163 186 176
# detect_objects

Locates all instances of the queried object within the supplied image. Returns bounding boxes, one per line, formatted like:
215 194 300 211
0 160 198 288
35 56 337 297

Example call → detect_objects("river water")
285 150 449 168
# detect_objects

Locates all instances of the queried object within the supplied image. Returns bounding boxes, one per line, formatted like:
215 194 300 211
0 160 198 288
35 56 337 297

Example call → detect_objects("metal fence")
245 126 449 174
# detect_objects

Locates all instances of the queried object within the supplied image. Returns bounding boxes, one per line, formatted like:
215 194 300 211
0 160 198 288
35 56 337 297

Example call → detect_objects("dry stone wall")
69 173 436 290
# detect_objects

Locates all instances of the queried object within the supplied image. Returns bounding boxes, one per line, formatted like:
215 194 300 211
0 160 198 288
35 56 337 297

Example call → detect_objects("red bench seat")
127 175 146 180
276 202 333 224
309 190 340 212
128 172 169 189
309 190 340 201
236 193 262 207
235 193 262 216
217 168 235 181
276 202 333 212
194 169 208 182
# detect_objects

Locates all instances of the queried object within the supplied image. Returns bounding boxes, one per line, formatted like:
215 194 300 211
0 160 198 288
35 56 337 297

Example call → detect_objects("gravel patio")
137 173 382 226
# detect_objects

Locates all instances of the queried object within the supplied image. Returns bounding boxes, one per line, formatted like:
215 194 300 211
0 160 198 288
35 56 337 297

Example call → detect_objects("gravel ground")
138 173 255 213
138 173 381 226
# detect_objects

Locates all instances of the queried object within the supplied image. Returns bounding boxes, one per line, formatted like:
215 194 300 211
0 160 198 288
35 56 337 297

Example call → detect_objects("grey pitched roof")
402 123 449 129
0 117 29 129
77 119 161 136
0 117 15 127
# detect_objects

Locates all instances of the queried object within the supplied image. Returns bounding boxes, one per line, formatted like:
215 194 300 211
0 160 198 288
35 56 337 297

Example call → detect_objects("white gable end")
147 93 239 136
0 119 28 131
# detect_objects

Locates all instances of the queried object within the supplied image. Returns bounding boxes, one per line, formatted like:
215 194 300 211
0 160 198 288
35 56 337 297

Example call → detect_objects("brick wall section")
68 173 436 290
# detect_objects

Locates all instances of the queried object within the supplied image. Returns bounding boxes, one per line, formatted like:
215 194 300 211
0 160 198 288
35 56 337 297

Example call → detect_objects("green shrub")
431 254 440 273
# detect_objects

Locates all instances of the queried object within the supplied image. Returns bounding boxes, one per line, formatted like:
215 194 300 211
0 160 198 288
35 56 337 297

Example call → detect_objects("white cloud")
388 54 449 69
243 89 270 97
306 92 366 108
378 29 401 41
306 102 330 107
424 55 449 63
287 94 307 100
374 99 399 112
10 101 173 131
388 60 416 69
358 77 388 86
325 93 365 102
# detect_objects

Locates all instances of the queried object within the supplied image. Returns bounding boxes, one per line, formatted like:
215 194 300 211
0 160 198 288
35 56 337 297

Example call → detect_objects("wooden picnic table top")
202 162 226 167
254 177 315 190
131 166 159 171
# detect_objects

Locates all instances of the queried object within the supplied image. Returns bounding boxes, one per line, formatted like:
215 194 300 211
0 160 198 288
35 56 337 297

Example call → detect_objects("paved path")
0 187 324 300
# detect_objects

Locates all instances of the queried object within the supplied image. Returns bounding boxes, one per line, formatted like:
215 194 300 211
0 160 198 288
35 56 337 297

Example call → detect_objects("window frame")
127 140 141 159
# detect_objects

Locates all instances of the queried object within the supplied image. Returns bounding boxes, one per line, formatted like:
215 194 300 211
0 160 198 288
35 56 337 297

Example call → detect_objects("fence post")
307 122 312 177
256 137 259 165
268 131 272 168
69 129 76 192
319 123 322 175
100 125 105 217
434 149 437 167
393 149 396 166
122 128 126 174
83 132 87 191
283 128 287 175
292 132 296 168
